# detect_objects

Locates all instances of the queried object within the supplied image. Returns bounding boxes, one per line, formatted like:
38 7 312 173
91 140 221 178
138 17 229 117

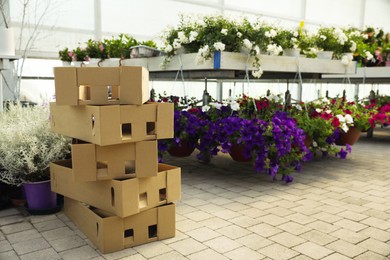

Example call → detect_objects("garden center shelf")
321 67 390 84
126 51 357 80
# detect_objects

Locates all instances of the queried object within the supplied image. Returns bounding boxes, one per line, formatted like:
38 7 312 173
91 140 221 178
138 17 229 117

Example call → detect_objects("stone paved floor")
1 128 390 259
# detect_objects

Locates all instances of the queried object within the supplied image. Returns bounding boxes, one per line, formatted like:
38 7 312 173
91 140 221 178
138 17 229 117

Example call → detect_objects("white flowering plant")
313 26 347 55
160 14 273 78
0 103 70 186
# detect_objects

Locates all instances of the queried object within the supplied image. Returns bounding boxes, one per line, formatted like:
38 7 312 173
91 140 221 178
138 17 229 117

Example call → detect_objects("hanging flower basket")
335 127 361 145
229 143 252 163
167 140 196 157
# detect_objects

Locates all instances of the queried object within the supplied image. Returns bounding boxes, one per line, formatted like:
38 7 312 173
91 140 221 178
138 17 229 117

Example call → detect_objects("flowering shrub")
0 104 70 186
59 47 73 62
289 100 352 159
85 39 108 60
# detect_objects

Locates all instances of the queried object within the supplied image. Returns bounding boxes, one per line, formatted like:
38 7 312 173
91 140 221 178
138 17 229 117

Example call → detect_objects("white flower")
164 44 173 53
295 104 302 111
178 31 189 44
350 41 357 52
362 34 368 40
320 35 327 41
195 45 210 64
267 43 283 56
230 102 240 111
237 32 242 38
336 114 346 122
189 31 198 42
173 39 181 49
341 55 350 65
213 42 225 51
202 105 210 112
252 67 263 78
209 102 222 110
293 31 299 37
345 114 354 124
242 39 253 50
221 28 228 35
312 141 318 148
253 45 260 55
265 29 277 38
341 123 349 133
315 108 322 113
365 51 374 61
325 109 332 114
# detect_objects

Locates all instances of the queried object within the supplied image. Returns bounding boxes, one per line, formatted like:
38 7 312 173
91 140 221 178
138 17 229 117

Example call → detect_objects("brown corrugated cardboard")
71 140 157 181
64 197 175 254
50 102 173 146
50 163 181 217
54 66 149 106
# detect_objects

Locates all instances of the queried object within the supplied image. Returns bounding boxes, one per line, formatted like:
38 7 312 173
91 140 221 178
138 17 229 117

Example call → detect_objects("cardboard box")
50 102 173 146
71 139 157 181
64 197 175 254
50 163 181 217
54 66 149 106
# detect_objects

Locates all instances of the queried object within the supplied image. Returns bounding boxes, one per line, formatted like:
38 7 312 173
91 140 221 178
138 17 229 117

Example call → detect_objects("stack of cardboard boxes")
49 66 180 254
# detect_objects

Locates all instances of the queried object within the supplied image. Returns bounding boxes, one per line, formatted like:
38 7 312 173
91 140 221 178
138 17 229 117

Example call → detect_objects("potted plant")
313 26 347 59
272 28 301 57
85 39 108 65
58 47 73 65
72 46 89 66
0 103 70 211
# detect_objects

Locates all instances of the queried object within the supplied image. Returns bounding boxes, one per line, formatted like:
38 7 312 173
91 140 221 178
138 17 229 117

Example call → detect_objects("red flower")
331 99 336 105
321 112 333 120
344 109 352 115
332 117 340 128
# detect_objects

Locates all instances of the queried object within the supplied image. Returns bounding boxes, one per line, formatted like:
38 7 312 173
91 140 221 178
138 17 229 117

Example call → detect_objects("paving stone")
337 210 369 222
224 246 264 260
259 243 299 259
198 217 230 230
102 247 137 260
248 223 283 238
19 248 61 260
235 233 273 251
187 249 228 260
186 227 220 242
312 212 343 223
59 245 99 259
229 215 261 228
0 240 12 253
240 208 268 218
12 237 50 255
0 215 25 226
217 225 251 239
326 239 367 258
320 253 353 260
29 214 58 224
285 213 316 225
0 222 33 235
257 214 289 226
149 250 187 260
360 217 390 230
161 230 188 245
359 227 390 242
357 238 390 256
333 219 367 232
41 226 77 241
212 209 241 220
293 241 334 259
330 228 368 244
32 219 66 232
269 232 307 248
49 235 87 252
134 241 173 259
0 250 19 260
196 203 224 214
6 229 41 244
169 238 207 256
176 219 202 232
204 236 241 254
0 208 20 218
300 230 338 246
278 221 312 235
184 211 213 222
354 251 389 260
